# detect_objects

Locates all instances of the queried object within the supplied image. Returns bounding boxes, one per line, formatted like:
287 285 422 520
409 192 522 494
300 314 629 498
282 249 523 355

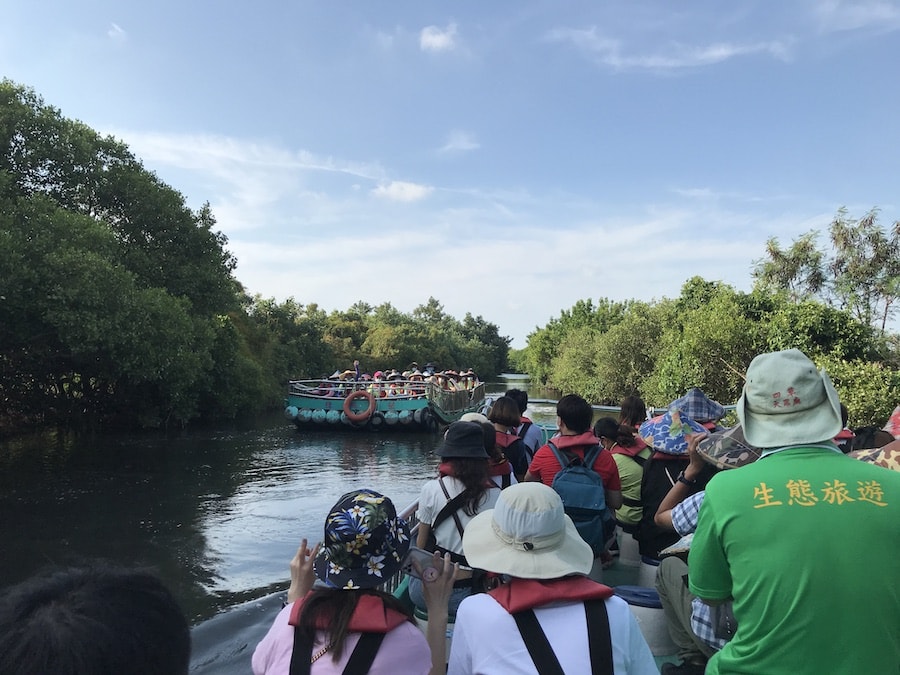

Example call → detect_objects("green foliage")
507 348 527 374
0 80 240 429
593 301 671 405
518 276 896 416
546 326 603 400
645 289 763 407
763 299 876 361
753 208 900 333
524 298 629 385
817 356 900 428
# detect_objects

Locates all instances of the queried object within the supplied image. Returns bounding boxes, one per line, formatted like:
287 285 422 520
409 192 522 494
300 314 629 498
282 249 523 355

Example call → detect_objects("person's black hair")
556 394 593 434
505 389 528 415
296 589 414 662
477 421 501 460
446 457 492 516
0 564 190 675
619 395 647 428
593 416 637 447
839 402 849 428
851 426 895 451
488 396 521 427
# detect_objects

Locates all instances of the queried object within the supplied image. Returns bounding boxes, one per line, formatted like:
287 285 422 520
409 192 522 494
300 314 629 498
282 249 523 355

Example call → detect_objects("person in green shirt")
689 349 900 674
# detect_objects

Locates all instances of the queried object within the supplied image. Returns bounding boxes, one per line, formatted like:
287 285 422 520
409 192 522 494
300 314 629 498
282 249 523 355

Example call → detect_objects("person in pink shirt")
252 489 456 675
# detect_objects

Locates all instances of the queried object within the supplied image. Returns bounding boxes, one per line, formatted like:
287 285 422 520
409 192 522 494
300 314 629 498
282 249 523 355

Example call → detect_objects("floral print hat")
314 489 411 590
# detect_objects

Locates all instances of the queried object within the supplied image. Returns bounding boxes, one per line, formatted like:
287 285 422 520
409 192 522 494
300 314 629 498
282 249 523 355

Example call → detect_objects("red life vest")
488 576 613 613
289 593 409 633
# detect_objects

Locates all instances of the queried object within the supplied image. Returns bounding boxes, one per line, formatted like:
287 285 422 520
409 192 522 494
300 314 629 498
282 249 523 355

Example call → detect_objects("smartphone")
401 546 439 580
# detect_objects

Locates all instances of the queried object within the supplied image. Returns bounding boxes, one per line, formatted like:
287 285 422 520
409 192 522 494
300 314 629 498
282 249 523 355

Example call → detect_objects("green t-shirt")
689 445 900 674
612 448 651 526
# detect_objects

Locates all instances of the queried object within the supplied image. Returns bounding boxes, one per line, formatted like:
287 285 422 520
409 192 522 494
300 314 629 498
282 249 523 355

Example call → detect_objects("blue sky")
3 1 899 347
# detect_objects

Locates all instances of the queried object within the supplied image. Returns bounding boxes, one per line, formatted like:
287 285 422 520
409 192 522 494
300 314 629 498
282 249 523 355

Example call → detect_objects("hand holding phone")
401 546 439 581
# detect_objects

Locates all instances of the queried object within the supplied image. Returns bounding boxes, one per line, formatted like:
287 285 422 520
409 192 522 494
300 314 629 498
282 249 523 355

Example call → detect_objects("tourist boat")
284 377 489 431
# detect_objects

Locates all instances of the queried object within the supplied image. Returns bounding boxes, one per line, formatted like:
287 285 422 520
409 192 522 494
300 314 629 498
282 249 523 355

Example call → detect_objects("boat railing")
426 381 486 413
287 379 428 401
384 498 420 596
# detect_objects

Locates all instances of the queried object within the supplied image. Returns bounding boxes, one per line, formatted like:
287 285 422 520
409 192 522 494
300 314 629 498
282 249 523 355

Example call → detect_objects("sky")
3 1 900 348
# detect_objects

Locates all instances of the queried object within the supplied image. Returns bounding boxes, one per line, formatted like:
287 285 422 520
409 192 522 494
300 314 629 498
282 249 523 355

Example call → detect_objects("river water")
0 380 559 673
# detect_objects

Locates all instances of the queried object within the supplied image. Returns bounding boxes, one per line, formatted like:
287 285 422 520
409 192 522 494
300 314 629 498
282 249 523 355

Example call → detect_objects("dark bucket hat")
438 421 489 459
314 489 410 590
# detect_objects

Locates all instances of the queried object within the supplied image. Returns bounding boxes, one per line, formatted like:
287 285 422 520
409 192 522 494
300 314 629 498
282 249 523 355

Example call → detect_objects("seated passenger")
505 388 544 462
443 482 658 674
0 564 190 675
461 412 516 489
409 422 500 616
593 415 651 534
488 396 529 481
252 489 457 675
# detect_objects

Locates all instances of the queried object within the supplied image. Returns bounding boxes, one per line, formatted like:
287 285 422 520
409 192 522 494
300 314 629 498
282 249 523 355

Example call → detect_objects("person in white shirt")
442 482 658 675
409 421 501 615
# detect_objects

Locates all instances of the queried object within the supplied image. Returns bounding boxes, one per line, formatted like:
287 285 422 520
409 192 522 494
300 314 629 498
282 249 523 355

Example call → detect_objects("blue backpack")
548 441 614 556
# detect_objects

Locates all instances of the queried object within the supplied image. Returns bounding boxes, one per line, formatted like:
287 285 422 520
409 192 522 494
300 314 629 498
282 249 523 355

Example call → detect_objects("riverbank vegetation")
2 80 898 434
0 81 508 433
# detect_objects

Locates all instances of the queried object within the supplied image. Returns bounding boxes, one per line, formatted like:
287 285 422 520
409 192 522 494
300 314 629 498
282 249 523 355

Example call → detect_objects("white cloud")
814 0 900 33
546 26 791 70
420 23 458 52
107 23 127 44
371 181 434 202
439 130 480 154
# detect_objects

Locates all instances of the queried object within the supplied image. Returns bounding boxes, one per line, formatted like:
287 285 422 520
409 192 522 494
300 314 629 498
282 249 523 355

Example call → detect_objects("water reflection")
0 379 555 672
0 418 443 623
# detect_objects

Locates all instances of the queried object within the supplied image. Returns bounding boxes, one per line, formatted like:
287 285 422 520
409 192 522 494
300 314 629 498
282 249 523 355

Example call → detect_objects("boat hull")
284 379 488 431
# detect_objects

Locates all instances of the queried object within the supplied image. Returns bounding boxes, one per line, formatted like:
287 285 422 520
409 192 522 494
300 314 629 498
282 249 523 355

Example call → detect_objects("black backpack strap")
513 600 614 675
290 629 386 675
512 610 565 675
429 477 471 566
342 632 386 675
585 598 614 674
437 476 466 540
517 420 532 439
622 496 643 507
289 626 313 675
517 421 536 462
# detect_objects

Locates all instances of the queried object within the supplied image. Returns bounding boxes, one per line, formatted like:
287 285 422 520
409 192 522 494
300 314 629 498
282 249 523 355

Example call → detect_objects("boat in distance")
284 377 488 431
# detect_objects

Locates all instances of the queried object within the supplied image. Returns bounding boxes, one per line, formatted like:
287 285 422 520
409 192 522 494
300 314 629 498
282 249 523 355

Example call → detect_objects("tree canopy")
0 81 509 433
522 272 898 428
753 208 900 333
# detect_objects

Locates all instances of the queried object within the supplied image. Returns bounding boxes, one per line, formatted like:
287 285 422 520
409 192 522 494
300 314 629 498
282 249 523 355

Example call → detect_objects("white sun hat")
462 482 593 579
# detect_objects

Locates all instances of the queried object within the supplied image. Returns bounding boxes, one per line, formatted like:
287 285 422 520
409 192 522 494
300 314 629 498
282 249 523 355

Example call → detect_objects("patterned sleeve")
690 598 728 651
671 491 705 536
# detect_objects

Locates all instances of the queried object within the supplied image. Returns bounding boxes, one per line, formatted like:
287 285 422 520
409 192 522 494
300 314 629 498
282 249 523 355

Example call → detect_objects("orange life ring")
343 390 376 423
